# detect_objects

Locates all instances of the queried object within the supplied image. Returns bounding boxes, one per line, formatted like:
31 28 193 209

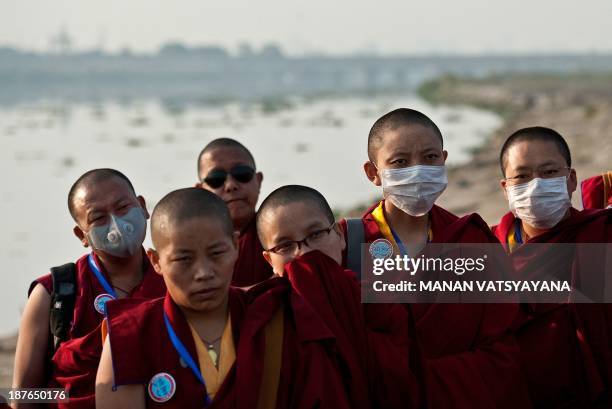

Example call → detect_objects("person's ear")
255 171 263 191
567 168 577 196
232 231 240 249
198 180 213 193
333 223 346 251
147 248 162 276
500 179 509 201
137 195 150 219
262 251 284 277
262 250 273 267
442 150 448 163
364 161 381 186
73 226 89 248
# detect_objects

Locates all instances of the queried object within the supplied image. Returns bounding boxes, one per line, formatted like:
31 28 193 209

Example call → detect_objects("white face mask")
380 165 448 217
506 176 571 229
86 206 147 258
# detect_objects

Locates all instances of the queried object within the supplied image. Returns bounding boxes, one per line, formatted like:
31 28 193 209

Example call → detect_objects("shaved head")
256 185 335 241
197 138 256 175
67 168 135 221
500 126 571 177
151 188 234 249
368 108 443 162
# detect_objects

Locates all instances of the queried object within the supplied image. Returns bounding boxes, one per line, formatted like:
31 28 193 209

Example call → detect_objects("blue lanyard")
87 253 117 298
163 311 211 406
514 218 523 244
389 226 409 257
389 224 431 257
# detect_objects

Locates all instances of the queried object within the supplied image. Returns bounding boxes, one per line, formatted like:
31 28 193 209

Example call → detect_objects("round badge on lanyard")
369 238 393 259
94 293 115 315
148 372 176 403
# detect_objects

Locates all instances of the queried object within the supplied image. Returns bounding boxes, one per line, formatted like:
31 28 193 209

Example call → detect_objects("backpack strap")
345 218 365 279
49 263 77 350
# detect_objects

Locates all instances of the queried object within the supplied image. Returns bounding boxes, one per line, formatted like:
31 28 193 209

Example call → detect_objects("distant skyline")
3 0 612 56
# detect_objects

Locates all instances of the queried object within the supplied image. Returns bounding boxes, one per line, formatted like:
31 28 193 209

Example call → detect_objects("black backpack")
49 263 77 350
344 218 365 278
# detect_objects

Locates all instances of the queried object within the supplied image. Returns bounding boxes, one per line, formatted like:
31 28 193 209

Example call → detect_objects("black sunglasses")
203 165 255 189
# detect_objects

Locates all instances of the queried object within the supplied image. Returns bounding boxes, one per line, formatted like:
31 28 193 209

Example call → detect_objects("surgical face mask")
506 176 571 229
86 206 147 258
380 165 448 217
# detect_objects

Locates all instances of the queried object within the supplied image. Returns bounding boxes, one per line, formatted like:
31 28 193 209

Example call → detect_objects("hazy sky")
3 0 612 55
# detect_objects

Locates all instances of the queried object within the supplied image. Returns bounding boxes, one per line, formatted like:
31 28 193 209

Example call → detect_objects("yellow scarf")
370 201 433 253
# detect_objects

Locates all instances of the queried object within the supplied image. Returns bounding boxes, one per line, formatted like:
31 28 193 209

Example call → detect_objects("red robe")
231 218 274 287
106 277 367 409
284 250 420 409
581 172 612 210
493 208 612 408
340 202 532 409
28 251 166 409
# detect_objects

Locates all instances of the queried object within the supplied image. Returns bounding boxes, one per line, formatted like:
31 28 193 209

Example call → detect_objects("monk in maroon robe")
12 169 166 409
339 108 531 408
493 126 611 408
581 171 612 210
256 184 420 408
196 138 273 286
96 188 364 409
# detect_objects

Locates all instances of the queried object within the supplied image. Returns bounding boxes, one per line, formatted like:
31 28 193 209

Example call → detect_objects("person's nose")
294 241 313 258
223 175 240 193
194 262 215 281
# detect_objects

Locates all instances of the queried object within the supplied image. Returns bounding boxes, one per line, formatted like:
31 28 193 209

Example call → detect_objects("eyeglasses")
202 165 255 189
265 223 336 255
505 166 570 186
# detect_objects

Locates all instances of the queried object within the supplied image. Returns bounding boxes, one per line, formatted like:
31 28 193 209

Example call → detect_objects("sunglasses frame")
203 164 256 189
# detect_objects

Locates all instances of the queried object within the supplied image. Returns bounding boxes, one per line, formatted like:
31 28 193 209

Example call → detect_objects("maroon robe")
493 208 612 408
28 251 166 409
340 202 532 409
284 250 420 409
106 277 367 409
231 218 274 287
581 172 612 210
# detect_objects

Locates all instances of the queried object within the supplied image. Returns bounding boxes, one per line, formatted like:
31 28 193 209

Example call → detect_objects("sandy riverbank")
0 335 16 386
421 73 612 224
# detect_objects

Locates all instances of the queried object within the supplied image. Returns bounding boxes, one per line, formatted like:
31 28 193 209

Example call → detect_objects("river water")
0 94 500 334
